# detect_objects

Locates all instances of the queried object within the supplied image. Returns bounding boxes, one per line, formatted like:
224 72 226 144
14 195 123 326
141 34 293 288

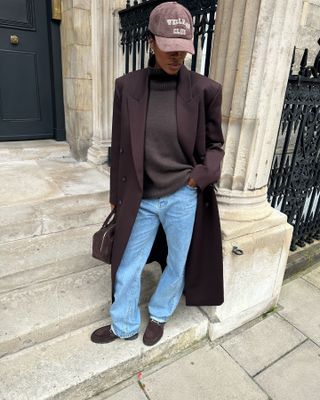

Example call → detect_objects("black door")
0 0 56 140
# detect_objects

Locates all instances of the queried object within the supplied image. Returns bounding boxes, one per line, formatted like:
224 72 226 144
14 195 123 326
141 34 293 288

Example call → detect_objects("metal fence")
267 39 320 251
118 0 218 76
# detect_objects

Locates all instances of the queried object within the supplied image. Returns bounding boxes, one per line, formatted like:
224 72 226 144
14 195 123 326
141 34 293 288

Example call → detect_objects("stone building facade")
296 0 320 68
1 2 320 394
60 0 124 162
59 0 320 338
60 0 320 162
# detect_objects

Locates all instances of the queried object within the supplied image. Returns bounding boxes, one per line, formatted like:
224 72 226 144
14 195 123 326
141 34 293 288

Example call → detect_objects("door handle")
10 35 19 45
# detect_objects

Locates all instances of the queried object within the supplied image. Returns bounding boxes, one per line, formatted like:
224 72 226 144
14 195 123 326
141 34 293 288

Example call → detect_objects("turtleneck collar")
147 54 179 82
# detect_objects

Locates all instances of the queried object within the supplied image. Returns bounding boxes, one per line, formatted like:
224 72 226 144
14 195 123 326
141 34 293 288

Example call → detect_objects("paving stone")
221 313 306 376
255 340 320 400
101 384 146 400
141 344 268 400
0 301 207 400
302 263 320 289
277 277 320 345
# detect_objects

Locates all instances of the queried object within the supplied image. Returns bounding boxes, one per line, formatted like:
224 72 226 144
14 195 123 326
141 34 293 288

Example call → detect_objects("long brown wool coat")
109 63 225 306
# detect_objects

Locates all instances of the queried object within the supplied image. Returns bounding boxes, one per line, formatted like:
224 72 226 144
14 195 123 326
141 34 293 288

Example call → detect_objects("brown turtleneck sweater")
142 66 193 199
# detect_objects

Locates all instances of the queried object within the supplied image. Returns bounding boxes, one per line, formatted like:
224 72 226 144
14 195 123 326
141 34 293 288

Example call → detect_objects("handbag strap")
102 207 116 228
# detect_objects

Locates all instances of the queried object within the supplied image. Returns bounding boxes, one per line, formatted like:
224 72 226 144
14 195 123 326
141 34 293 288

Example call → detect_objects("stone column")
87 0 125 165
204 0 304 340
60 0 92 161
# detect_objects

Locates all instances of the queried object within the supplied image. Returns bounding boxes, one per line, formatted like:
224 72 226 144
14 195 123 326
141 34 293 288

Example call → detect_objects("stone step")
0 301 208 400
0 191 108 245
0 158 109 244
0 159 108 210
0 225 103 294
0 140 71 162
0 262 162 357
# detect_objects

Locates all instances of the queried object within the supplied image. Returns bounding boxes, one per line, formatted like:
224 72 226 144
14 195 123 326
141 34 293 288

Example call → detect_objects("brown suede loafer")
143 318 165 346
90 324 138 344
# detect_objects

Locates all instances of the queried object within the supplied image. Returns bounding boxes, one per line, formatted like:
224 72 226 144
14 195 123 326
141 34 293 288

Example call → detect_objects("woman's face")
150 38 187 75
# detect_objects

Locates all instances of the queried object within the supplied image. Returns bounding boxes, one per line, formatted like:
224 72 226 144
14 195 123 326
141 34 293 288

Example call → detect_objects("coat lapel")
127 69 149 192
127 64 199 192
176 65 199 161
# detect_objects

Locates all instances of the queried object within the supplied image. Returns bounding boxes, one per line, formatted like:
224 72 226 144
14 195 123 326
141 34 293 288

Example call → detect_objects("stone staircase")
0 140 208 400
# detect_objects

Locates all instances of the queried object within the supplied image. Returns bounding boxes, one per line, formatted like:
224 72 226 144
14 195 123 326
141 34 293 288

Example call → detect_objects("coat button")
118 199 122 205
119 148 124 154
121 176 127 182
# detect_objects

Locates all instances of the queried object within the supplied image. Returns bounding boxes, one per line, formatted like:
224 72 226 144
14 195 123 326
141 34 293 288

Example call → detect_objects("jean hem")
149 315 168 324
111 324 139 339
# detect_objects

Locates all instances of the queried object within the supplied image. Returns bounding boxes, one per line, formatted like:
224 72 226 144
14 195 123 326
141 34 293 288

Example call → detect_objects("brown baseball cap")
148 1 195 54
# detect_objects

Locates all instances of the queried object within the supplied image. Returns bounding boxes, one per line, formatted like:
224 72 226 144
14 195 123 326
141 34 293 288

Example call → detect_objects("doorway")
0 0 65 141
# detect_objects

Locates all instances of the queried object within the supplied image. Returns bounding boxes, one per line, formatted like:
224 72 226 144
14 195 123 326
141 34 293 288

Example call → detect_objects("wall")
58 0 320 161
295 0 320 72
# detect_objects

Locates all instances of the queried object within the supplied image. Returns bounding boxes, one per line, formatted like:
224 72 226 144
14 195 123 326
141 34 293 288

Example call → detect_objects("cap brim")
155 35 195 55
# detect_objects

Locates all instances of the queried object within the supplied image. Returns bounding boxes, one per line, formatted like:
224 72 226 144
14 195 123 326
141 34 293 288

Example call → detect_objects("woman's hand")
110 203 115 210
187 177 197 188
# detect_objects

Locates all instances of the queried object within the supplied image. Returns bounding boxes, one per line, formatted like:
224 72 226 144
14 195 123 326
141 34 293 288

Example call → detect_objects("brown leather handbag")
92 208 116 264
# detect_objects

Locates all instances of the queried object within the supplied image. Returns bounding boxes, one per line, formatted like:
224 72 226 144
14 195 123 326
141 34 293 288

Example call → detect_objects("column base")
87 143 109 165
201 207 293 341
216 187 273 222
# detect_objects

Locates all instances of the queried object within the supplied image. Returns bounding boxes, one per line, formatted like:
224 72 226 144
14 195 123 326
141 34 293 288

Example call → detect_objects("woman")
91 1 224 347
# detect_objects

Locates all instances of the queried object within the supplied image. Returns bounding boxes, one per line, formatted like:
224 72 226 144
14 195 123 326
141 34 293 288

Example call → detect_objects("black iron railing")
268 39 320 251
118 0 218 76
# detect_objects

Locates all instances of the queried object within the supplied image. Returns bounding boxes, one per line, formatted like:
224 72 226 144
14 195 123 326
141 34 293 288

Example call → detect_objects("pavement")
95 261 320 400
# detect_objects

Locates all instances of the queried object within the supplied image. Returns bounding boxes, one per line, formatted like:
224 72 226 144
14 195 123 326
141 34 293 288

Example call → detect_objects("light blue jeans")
110 184 198 338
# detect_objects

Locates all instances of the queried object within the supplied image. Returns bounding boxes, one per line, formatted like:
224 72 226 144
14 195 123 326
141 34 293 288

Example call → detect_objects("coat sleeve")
109 79 122 205
189 84 224 191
